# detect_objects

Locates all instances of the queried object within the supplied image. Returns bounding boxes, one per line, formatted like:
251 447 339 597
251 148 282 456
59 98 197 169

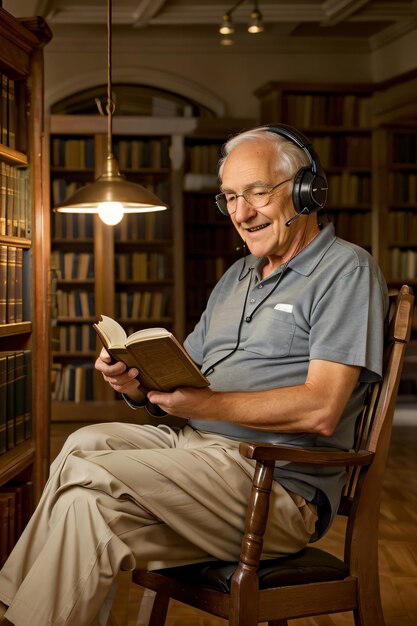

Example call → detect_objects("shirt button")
250 298 256 303
258 284 263 289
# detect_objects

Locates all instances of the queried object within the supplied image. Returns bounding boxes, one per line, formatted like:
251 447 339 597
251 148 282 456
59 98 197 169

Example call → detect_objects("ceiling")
3 0 417 52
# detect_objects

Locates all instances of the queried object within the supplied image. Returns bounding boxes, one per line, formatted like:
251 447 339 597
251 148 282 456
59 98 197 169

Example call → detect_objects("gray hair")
218 126 310 181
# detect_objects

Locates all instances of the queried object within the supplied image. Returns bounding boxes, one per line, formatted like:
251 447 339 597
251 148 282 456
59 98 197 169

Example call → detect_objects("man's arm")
147 359 361 436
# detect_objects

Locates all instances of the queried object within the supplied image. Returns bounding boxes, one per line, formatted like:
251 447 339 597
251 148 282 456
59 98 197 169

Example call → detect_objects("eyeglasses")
215 178 292 216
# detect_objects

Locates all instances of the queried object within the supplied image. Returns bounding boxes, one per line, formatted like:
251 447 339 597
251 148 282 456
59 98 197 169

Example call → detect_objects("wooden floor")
50 422 417 626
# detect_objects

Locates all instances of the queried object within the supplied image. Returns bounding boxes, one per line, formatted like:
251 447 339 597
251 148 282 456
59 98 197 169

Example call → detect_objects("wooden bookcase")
373 122 417 397
48 116 192 422
182 133 241 336
0 8 51 563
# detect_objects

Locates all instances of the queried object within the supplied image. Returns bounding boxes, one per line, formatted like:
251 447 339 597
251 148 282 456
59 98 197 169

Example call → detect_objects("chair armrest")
239 442 374 467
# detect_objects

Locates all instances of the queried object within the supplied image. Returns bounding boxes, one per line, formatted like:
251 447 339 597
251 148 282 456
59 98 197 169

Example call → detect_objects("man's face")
220 139 304 265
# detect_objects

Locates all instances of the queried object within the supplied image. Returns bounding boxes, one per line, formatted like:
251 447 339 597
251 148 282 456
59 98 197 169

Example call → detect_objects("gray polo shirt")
184 223 388 536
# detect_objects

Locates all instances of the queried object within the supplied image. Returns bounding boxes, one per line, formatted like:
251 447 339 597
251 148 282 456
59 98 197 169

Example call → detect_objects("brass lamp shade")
55 153 168 214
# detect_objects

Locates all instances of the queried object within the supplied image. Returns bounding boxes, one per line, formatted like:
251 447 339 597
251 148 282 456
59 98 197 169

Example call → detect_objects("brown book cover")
1 74 7 146
93 314 209 393
0 353 6 454
6 352 15 450
0 244 7 324
0 496 9 566
0 492 15 553
6 245 16 324
7 77 16 149
14 246 23 323
0 485 23 541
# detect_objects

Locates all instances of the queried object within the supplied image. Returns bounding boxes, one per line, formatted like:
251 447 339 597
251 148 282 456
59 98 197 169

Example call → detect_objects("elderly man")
0 124 388 626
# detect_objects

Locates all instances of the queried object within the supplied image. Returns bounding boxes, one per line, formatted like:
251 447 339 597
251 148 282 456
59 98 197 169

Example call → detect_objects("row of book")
51 251 94 280
0 482 33 567
389 248 417 280
388 211 417 242
391 133 417 165
51 137 95 169
113 210 171 242
283 93 372 128
51 179 83 208
113 137 171 170
186 256 229 284
185 194 232 223
54 324 97 355
0 73 17 150
52 212 94 240
329 211 372 246
186 285 214 320
56 289 95 318
0 350 32 456
116 289 171 321
184 143 221 175
0 163 31 238
52 363 94 402
185 225 245 251
0 245 24 325
388 173 417 204
326 173 371 206
312 135 372 169
115 252 171 281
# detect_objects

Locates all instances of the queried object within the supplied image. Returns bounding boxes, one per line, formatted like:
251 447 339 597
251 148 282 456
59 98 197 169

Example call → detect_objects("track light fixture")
248 1 264 33
219 0 264 43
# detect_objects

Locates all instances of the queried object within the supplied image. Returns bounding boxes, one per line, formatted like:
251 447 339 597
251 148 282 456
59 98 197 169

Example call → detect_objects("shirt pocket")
243 307 296 358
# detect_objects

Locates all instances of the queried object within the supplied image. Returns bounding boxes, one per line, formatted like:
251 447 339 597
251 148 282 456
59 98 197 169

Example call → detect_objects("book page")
126 327 170 344
94 315 127 348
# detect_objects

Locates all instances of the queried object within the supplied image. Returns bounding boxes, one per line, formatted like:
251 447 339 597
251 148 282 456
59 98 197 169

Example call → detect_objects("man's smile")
246 223 270 232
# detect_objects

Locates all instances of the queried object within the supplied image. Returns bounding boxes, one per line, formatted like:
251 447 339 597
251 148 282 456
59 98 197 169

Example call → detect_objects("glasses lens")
215 194 230 215
245 188 271 208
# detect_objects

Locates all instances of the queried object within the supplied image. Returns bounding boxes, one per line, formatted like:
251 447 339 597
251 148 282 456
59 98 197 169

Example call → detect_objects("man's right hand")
95 347 147 403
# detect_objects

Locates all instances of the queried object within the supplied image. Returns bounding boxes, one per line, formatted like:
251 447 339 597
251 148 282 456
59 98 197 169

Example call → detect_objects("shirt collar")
287 222 336 276
250 222 336 280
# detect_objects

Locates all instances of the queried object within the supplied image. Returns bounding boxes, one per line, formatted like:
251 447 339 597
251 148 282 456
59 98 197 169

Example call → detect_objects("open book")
93 315 209 393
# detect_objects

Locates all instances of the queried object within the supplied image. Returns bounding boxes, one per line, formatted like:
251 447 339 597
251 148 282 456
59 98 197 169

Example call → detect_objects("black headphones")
264 123 328 216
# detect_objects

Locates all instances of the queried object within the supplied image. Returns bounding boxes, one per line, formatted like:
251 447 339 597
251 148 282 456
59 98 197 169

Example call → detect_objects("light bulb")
248 9 264 33
98 201 124 225
219 14 234 35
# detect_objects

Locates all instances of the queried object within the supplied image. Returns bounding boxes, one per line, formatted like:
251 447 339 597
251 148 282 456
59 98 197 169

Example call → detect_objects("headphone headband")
263 123 328 215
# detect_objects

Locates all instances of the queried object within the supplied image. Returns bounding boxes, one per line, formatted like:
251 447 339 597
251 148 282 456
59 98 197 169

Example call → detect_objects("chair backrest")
338 285 413 570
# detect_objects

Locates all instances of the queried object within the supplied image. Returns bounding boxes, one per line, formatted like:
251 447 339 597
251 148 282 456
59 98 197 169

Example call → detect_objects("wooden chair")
132 284 414 626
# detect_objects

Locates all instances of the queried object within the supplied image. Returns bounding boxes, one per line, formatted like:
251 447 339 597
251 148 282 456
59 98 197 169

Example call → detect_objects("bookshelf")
373 123 417 397
255 82 374 250
49 117 188 422
0 8 51 565
183 135 241 335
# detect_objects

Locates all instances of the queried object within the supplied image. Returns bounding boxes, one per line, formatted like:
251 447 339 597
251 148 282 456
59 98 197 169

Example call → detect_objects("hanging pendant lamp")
54 0 168 225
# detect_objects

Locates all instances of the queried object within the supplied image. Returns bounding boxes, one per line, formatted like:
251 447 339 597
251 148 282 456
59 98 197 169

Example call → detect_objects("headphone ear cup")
292 167 328 215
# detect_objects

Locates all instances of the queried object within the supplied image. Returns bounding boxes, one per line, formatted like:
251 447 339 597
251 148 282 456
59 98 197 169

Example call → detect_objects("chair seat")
151 547 350 594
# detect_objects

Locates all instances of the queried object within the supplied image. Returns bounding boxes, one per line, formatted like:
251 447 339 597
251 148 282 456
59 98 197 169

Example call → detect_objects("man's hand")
147 387 216 419
95 347 146 403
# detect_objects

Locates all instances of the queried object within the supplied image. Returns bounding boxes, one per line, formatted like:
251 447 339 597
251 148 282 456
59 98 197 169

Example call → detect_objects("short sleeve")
309 265 388 382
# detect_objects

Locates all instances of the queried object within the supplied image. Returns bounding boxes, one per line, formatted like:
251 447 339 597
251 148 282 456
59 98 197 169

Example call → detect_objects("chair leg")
135 589 170 626
354 603 385 626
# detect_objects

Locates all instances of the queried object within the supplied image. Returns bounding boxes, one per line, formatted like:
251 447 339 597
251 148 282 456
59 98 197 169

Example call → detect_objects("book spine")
0 354 6 454
0 244 7 324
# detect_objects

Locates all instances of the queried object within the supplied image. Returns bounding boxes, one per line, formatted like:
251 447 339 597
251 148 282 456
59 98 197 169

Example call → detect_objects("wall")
42 23 416 118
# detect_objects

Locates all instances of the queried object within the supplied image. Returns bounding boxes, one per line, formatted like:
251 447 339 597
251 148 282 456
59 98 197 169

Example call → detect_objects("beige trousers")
0 422 317 626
